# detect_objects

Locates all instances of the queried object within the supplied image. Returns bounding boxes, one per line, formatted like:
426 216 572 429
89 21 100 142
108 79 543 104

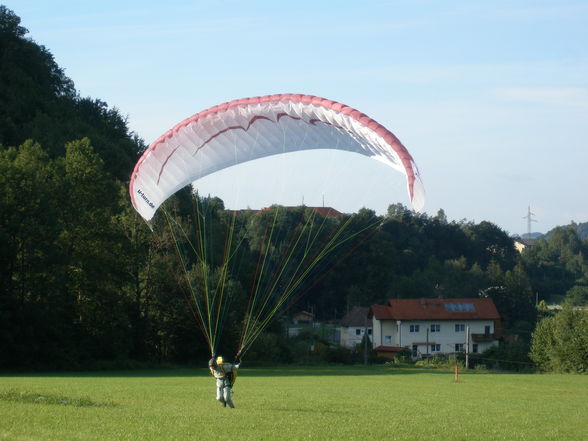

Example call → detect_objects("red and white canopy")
130 93 424 221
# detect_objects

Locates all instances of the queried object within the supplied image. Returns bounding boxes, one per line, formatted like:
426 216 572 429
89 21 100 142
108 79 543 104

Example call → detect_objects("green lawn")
1 365 587 441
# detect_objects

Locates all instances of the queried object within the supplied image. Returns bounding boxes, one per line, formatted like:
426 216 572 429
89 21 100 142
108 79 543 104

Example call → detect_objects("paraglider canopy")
129 94 424 222
129 93 425 360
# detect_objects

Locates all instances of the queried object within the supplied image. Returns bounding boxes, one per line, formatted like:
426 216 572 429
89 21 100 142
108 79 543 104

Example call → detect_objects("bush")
470 340 533 371
244 332 294 363
530 305 588 373
415 354 462 368
324 346 358 364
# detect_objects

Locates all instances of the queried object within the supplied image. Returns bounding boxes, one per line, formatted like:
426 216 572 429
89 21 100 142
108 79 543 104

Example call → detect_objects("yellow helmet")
216 356 223 364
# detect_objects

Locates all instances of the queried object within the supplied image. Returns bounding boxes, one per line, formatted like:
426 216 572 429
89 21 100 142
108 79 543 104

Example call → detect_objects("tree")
1 6 140 179
462 221 517 270
564 285 588 306
0 140 64 367
0 5 27 37
55 138 134 360
0 8 146 368
503 262 536 323
530 305 588 373
0 7 75 149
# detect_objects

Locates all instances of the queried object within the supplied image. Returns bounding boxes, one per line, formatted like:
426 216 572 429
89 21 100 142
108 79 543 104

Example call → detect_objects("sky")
9 0 588 235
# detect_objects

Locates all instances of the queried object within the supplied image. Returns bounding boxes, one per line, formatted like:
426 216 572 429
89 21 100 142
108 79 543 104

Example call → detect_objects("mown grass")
1 365 587 441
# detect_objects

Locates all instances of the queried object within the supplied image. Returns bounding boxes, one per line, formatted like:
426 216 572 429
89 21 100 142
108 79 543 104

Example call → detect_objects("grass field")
1 365 587 441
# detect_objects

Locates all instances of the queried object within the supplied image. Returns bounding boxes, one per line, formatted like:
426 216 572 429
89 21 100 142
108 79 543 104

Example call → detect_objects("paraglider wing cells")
130 94 424 222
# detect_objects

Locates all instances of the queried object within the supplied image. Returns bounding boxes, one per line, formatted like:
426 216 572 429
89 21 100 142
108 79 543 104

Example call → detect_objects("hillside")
0 6 143 179
543 221 588 240
1 6 148 369
520 221 588 241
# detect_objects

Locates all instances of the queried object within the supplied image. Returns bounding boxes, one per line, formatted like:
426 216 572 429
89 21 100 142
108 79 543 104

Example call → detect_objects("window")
455 343 464 352
455 324 465 332
472 344 478 353
445 303 476 312
430 344 441 352
384 336 392 345
430 324 440 333
355 329 361 336
368 329 372 336
485 325 491 334
410 324 420 333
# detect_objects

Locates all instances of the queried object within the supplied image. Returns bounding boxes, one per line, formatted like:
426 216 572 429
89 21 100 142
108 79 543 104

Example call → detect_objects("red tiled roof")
369 304 391 319
340 306 370 327
370 298 500 321
308 207 345 218
293 311 314 318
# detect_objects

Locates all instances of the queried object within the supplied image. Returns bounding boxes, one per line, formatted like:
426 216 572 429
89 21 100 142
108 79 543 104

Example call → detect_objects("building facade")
370 298 501 358
338 306 372 348
292 311 314 324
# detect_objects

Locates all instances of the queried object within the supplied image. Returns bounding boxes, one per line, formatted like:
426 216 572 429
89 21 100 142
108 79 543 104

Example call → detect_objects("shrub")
530 305 588 373
471 340 533 371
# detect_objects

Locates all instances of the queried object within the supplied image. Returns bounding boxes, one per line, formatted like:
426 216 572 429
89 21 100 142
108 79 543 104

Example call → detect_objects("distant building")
369 298 501 359
338 306 372 348
513 237 538 253
292 311 314 324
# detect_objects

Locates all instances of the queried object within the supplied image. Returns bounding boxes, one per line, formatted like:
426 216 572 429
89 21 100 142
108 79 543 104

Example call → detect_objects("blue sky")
9 0 588 235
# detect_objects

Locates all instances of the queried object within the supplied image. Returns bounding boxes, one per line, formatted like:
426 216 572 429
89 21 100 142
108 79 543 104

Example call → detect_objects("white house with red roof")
369 298 501 358
338 306 372 348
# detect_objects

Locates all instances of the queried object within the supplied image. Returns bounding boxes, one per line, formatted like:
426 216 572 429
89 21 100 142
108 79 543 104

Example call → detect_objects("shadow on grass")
0 364 462 378
0 390 118 407
241 365 453 377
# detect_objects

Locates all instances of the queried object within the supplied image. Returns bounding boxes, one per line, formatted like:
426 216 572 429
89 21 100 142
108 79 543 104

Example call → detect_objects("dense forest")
539 221 588 241
1 6 587 370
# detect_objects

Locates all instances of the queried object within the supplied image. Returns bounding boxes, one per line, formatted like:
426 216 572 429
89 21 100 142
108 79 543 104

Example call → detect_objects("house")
369 298 501 359
338 306 372 348
292 311 314 324
513 237 538 253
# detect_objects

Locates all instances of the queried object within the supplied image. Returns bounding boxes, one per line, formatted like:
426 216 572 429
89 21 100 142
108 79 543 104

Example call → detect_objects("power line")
523 205 538 236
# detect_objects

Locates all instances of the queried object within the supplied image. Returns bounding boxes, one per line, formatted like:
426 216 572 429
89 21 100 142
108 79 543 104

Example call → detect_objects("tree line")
1 6 586 371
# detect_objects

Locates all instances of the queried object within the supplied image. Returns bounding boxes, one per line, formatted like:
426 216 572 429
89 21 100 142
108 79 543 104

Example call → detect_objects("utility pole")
363 324 368 365
523 205 538 236
465 325 470 369
426 327 430 355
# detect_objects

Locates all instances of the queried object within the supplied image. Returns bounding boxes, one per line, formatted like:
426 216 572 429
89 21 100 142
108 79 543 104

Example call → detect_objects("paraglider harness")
209 354 241 388
225 369 236 387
